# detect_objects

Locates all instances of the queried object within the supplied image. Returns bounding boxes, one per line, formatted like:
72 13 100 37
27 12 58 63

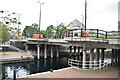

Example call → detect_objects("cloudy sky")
0 0 119 31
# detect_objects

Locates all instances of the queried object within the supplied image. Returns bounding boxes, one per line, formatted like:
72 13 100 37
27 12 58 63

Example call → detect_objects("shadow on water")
1 57 73 79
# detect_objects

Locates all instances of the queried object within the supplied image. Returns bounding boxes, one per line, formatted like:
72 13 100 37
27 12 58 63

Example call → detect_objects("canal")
1 57 71 79
1 51 111 79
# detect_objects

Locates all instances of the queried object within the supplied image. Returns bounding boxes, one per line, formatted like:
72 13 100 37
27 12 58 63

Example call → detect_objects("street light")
37 1 44 60
17 14 22 37
81 15 84 28
37 1 44 34
85 0 87 31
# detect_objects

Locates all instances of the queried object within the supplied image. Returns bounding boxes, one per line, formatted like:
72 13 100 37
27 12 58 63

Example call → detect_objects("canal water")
1 57 71 79
1 53 111 79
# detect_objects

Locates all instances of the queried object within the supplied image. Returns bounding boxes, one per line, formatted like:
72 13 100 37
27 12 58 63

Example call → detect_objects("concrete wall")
10 41 25 50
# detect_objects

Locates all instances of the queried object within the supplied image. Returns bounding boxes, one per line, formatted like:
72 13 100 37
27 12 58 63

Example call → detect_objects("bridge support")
51 45 53 58
78 47 80 54
82 43 86 69
74 46 76 55
24 43 28 51
44 44 47 59
56 46 59 58
101 48 105 67
96 48 100 67
111 49 114 65
115 49 118 64
70 46 72 55
118 49 120 64
37 44 40 59
89 49 94 69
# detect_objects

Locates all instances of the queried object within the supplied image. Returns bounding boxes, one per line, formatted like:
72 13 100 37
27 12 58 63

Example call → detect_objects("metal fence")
66 29 120 39
68 59 111 70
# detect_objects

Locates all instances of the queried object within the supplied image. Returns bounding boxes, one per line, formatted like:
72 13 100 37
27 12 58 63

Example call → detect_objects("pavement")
0 51 34 59
24 65 118 78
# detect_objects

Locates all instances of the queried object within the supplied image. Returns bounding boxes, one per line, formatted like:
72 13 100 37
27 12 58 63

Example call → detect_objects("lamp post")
81 15 84 28
37 1 44 34
37 1 44 60
17 14 21 37
85 0 87 31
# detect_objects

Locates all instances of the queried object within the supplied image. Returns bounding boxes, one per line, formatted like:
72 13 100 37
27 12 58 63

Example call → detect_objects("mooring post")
13 69 16 80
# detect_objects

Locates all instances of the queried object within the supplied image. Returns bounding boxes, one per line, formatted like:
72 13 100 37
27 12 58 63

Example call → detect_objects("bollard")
13 69 16 80
50 69 53 72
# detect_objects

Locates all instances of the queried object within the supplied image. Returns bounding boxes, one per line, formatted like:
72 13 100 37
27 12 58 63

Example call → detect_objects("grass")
90 34 120 39
0 54 10 56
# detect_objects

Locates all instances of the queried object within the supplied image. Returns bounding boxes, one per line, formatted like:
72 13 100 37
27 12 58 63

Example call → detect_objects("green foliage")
55 23 67 38
0 25 11 42
22 26 35 38
22 23 39 38
0 10 22 36
46 25 55 38
40 30 47 38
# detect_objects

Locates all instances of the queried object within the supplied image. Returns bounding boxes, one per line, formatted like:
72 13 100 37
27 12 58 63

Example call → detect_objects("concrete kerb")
19 67 72 78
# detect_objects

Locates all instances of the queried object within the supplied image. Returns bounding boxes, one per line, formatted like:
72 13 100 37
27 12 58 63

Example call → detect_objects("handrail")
67 29 120 39
68 59 110 70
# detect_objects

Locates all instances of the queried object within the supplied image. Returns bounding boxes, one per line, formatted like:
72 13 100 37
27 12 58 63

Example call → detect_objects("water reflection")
2 57 70 79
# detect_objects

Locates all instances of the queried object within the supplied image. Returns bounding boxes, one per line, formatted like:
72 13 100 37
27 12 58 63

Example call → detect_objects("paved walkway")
0 51 34 59
23 65 118 78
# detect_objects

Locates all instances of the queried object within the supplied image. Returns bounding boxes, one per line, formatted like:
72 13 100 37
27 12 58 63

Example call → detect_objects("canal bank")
0 49 118 79
0 52 34 64
20 64 118 78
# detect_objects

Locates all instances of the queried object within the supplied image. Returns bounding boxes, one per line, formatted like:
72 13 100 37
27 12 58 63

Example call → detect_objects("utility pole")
85 0 87 31
17 14 21 37
37 1 44 59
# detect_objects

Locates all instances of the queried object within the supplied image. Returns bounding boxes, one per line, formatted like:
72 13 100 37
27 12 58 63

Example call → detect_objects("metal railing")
66 29 120 39
68 59 110 70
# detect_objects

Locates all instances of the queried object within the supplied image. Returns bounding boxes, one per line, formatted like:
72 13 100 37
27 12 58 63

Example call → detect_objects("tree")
0 10 22 37
55 23 67 38
32 23 39 34
0 25 10 43
46 25 55 38
22 26 35 38
40 30 47 38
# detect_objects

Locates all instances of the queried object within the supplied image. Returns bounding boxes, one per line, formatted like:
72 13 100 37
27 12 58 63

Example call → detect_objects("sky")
0 0 119 31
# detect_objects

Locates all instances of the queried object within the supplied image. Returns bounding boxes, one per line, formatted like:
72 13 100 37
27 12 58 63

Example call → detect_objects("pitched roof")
66 19 83 27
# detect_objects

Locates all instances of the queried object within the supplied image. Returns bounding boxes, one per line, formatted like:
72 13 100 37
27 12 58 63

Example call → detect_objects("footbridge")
10 29 120 70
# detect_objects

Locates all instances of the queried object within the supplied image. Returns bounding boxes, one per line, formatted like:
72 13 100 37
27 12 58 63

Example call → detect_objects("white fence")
68 59 110 70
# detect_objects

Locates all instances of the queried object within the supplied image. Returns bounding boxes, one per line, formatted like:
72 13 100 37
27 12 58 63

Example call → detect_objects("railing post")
97 29 99 38
81 28 83 37
105 31 107 39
